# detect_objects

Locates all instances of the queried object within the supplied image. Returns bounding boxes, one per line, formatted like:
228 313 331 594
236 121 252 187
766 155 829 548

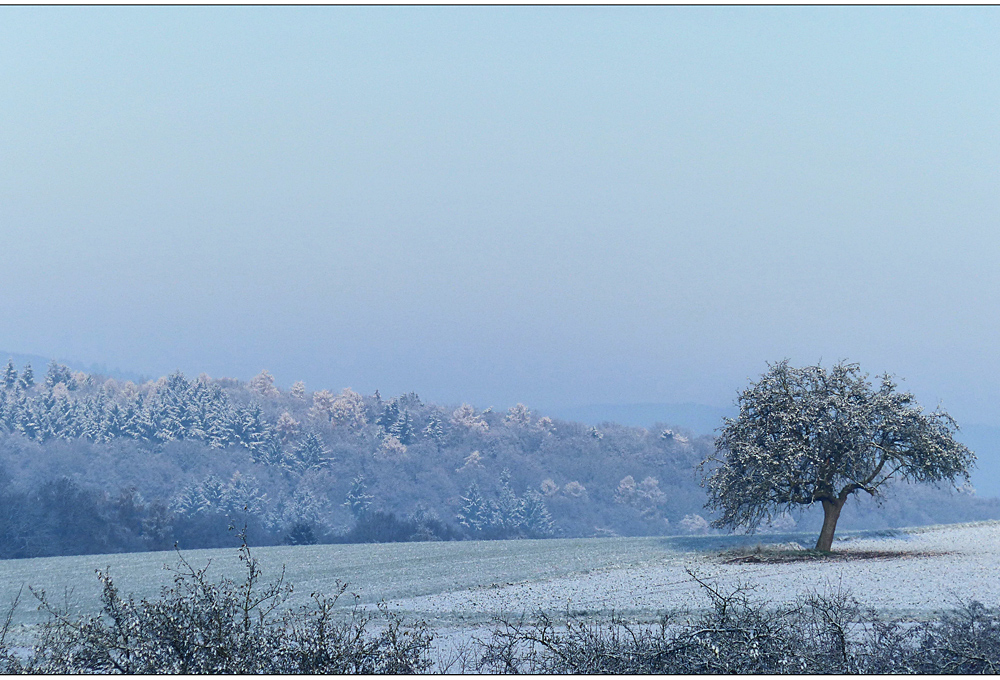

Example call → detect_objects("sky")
2 6 999 424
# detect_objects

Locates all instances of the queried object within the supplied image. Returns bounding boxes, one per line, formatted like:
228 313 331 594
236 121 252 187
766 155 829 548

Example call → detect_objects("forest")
0 358 997 559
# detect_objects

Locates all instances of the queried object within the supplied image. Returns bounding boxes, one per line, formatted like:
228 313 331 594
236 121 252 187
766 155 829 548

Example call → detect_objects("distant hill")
0 350 149 384
545 402 736 436
955 424 1000 498
547 402 1000 500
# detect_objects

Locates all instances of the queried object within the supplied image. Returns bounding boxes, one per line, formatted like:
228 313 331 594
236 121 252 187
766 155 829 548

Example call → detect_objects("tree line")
0 358 997 559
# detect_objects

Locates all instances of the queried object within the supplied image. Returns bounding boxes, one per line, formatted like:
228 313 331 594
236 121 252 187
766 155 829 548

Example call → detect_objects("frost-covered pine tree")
104 401 127 439
701 360 976 551
171 483 209 517
49 391 76 439
206 401 236 449
492 468 525 536
521 490 555 538
221 472 267 516
388 410 415 445
377 400 400 431
197 475 228 513
230 403 272 456
422 413 446 444
18 362 34 390
17 397 43 440
292 430 329 471
275 488 325 545
181 378 209 441
123 399 158 444
290 380 306 400
78 391 105 441
345 474 373 520
457 481 491 533
153 372 191 442
2 360 17 390
44 361 75 389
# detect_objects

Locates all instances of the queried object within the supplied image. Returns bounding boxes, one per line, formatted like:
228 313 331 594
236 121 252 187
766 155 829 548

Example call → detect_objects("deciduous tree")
701 360 975 551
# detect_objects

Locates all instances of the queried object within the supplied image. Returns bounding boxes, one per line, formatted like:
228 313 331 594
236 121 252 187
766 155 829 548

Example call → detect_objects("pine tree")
181 378 209 441
422 413 446 443
198 475 228 512
345 474 373 520
35 389 58 442
255 437 286 468
18 362 34 390
2 360 16 389
0 395 8 434
522 490 556 538
171 483 208 516
285 488 323 525
222 472 267 516
207 401 236 449
292 431 329 471
17 397 43 440
377 400 400 431
492 468 525 536
154 372 192 442
457 481 491 534
44 361 74 389
50 392 76 439
231 402 271 456
78 390 105 441
284 523 317 546
389 410 415 445
104 401 127 439
278 489 324 544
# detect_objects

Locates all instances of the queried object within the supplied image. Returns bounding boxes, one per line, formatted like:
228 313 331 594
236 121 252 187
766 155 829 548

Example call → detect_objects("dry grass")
720 544 953 564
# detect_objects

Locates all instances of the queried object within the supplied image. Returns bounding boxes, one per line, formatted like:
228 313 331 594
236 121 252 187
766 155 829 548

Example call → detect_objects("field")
2 521 999 654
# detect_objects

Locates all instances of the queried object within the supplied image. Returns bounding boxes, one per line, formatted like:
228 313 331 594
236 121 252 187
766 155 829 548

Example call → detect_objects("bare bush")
4 547 1000 674
470 571 1000 674
0 534 432 674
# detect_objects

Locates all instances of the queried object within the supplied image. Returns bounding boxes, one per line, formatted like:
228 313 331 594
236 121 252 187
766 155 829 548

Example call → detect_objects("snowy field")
389 521 1000 629
1 521 999 650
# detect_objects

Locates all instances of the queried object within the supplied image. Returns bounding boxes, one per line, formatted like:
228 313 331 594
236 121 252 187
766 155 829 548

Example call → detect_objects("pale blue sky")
2 7 999 423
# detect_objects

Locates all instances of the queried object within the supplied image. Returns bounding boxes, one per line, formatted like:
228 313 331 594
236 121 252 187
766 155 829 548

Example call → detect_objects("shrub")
470 571 1000 674
0 535 433 674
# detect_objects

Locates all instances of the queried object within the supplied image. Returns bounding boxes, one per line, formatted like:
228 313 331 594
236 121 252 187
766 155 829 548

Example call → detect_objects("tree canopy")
701 360 975 551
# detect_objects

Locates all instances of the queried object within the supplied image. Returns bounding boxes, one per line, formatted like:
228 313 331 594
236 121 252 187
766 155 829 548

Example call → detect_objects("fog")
2 7 999 428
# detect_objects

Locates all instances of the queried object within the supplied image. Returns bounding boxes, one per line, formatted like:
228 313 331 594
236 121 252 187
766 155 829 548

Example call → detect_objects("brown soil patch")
721 549 953 565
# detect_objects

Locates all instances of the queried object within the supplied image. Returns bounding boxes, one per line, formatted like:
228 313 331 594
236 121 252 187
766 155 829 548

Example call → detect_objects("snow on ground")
385 521 1000 627
2 520 998 657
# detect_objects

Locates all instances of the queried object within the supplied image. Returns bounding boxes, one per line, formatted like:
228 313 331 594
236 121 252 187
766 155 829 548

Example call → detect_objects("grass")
0 526 943 634
0 535 683 629
719 543 954 564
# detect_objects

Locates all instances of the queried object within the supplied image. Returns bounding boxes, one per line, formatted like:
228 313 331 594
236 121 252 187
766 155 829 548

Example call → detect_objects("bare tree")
700 360 974 551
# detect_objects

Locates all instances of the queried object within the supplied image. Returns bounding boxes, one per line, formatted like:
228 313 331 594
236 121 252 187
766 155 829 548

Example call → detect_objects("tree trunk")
815 498 844 552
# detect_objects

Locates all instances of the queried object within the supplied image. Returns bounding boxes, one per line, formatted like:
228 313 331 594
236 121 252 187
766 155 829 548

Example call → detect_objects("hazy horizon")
3 7 999 426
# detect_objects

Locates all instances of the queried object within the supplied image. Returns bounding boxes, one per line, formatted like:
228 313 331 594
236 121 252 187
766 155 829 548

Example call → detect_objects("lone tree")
701 360 975 551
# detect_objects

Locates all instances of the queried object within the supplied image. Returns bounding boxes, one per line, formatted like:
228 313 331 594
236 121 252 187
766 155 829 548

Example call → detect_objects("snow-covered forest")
0 359 997 559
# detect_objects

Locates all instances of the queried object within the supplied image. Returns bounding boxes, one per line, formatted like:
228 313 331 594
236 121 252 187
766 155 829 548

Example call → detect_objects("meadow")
3 520 997 653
